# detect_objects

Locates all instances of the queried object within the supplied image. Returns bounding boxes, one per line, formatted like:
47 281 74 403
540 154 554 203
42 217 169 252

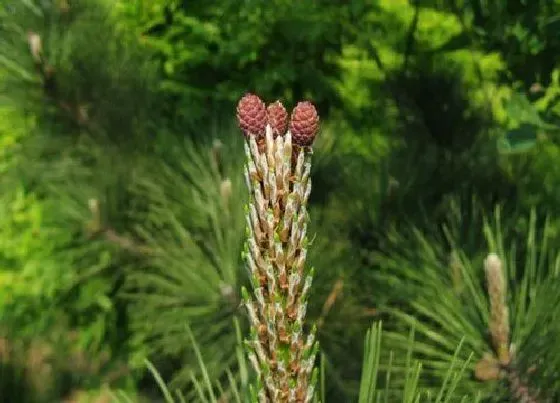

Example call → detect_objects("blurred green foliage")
1 0 560 401
126 0 366 127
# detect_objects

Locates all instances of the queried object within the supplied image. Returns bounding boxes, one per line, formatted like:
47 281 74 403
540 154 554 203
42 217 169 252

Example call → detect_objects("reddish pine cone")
267 101 288 137
236 93 267 137
289 101 319 146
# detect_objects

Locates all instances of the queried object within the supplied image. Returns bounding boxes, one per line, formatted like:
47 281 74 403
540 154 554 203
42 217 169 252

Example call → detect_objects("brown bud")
220 178 232 205
236 93 267 138
474 353 503 381
267 100 288 136
27 32 42 63
289 101 319 146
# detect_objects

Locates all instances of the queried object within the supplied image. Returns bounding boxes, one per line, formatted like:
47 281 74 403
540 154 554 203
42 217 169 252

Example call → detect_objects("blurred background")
1 0 560 402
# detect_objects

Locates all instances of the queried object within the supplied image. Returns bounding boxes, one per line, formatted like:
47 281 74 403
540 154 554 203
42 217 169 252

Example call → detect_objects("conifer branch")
237 94 320 402
26 29 91 128
478 253 543 402
86 198 151 255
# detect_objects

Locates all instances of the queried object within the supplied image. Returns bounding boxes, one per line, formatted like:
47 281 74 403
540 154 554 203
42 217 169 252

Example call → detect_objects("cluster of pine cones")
236 93 320 148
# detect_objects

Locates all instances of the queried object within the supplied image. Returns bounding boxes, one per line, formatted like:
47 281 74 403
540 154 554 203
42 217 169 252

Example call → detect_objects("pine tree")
2 1 560 403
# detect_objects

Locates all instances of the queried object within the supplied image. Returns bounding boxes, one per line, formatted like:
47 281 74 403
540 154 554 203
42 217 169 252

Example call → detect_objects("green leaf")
504 93 547 127
497 123 540 155
429 32 471 54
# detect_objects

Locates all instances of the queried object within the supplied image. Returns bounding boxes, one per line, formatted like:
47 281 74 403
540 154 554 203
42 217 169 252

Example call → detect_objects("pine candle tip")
239 92 319 401
237 93 267 138
484 253 503 275
289 101 320 147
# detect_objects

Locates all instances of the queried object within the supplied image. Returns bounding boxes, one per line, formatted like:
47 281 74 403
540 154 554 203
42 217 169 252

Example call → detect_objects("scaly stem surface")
242 126 318 403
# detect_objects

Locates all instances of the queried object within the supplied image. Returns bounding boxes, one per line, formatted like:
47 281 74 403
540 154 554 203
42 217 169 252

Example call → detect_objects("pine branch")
237 95 320 402
123 131 249 397
375 205 560 400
